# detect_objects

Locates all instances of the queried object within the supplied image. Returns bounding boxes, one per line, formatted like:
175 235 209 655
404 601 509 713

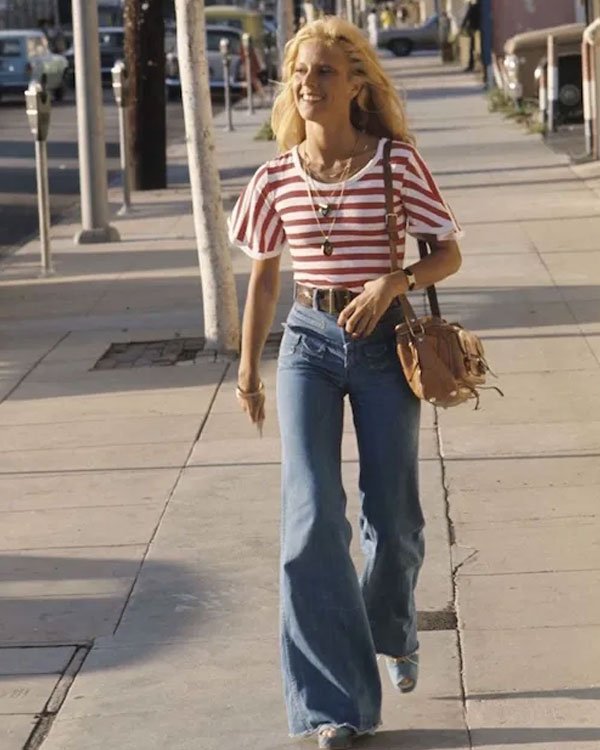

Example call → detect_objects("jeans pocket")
299 332 327 361
279 329 302 358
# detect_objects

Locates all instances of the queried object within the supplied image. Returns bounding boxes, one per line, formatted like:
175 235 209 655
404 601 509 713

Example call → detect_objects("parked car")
377 14 440 57
64 27 124 87
205 6 266 54
0 29 69 101
165 24 246 101
502 22 584 101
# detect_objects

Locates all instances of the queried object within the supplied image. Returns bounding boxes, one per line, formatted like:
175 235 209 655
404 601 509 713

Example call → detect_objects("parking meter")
25 81 51 142
24 81 52 273
220 37 234 132
111 60 130 108
111 60 132 214
241 33 254 115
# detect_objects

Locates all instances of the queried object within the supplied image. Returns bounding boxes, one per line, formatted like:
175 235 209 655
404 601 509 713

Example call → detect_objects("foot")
386 651 419 693
317 725 356 749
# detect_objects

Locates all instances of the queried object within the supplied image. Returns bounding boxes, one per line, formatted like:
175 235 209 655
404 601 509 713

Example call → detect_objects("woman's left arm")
390 236 462 292
337 237 462 338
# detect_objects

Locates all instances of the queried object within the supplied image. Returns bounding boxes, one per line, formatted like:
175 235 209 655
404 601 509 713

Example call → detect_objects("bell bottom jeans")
276 301 425 737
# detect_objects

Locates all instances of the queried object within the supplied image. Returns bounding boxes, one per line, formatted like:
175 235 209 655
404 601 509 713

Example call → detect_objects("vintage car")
165 24 246 101
64 27 125 87
0 29 69 100
377 14 440 57
503 22 585 101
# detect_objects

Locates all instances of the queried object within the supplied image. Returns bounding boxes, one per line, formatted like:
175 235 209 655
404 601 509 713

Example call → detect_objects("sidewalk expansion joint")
111 358 233 636
434 408 474 750
23 644 91 750
0 332 71 406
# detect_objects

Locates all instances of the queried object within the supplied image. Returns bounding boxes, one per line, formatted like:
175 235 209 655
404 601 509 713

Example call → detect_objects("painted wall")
491 0 579 55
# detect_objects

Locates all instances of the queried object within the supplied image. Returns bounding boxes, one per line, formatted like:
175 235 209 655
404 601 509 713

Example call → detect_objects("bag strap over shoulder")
382 139 442 319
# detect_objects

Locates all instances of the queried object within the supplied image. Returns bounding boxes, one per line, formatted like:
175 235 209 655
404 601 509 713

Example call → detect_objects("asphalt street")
0 87 188 256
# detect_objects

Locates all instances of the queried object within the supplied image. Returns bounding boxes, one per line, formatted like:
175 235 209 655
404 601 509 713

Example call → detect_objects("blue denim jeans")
276 300 425 737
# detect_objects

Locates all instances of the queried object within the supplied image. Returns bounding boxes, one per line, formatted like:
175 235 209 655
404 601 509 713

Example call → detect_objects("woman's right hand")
236 372 266 433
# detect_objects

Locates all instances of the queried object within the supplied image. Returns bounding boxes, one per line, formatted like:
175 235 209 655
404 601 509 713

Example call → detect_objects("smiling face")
292 39 361 127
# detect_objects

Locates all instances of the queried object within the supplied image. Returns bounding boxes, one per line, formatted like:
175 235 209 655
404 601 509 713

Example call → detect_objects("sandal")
317 725 356 749
386 650 419 693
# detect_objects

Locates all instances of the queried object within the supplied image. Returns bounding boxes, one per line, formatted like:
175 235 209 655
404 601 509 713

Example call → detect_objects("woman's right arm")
237 255 282 421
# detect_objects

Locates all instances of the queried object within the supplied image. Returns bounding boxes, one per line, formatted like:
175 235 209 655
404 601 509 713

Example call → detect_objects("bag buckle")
406 316 426 340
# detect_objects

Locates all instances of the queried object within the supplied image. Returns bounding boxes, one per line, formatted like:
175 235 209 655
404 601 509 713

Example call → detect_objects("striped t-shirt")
228 137 462 292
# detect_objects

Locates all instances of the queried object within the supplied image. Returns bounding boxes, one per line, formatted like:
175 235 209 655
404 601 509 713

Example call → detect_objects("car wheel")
390 38 413 57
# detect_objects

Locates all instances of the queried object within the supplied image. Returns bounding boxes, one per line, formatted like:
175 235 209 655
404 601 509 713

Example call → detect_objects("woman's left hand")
337 274 401 339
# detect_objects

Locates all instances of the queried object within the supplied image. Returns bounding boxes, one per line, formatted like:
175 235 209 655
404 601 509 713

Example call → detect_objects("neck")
304 121 359 166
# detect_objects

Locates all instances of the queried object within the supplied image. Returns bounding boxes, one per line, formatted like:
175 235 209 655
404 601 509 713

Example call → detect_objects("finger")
249 395 266 424
343 304 367 333
337 302 357 327
346 307 373 337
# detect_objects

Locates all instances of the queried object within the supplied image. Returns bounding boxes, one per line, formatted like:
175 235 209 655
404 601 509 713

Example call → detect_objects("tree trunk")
173 0 239 353
277 0 295 75
124 0 167 190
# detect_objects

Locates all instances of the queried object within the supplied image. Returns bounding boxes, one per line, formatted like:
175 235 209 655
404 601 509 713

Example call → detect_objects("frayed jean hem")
290 720 382 739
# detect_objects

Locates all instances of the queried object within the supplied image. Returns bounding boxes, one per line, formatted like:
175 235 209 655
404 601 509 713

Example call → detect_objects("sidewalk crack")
433 408 474 750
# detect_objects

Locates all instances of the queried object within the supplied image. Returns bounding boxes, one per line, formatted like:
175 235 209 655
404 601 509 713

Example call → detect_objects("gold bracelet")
235 381 264 399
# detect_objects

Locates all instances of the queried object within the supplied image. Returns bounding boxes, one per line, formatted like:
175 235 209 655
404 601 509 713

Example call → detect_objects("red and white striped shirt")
228 138 462 292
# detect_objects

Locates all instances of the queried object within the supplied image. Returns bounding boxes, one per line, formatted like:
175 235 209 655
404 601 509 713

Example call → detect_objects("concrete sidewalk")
1 52 600 750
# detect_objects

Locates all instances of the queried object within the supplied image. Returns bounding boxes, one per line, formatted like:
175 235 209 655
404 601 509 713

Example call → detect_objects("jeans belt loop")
327 288 334 315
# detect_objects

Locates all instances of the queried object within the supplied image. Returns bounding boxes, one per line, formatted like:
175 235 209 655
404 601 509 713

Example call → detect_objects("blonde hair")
271 17 414 152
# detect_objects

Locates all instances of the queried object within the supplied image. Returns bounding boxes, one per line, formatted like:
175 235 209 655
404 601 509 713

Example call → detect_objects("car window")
206 30 241 54
27 36 49 57
0 39 22 57
99 32 123 48
209 17 243 31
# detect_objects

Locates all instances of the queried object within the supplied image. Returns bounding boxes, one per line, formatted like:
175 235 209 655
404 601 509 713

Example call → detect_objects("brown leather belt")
295 283 360 315
295 283 400 316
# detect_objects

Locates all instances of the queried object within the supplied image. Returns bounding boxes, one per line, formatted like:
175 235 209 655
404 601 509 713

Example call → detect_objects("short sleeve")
227 165 286 260
400 147 463 241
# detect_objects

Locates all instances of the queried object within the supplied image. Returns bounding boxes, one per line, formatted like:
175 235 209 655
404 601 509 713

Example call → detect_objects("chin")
297 102 330 124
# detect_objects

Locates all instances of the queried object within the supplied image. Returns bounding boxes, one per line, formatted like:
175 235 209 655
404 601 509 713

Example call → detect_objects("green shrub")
254 120 275 141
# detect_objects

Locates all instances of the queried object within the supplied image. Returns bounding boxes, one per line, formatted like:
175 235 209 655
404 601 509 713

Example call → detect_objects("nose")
301 67 318 87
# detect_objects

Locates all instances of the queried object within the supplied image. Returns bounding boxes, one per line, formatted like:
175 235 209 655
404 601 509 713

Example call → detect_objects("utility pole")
173 0 239 352
277 0 295 75
123 0 167 190
71 0 120 244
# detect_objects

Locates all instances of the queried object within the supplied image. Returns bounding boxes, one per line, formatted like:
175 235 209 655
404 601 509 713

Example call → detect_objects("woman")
229 17 462 749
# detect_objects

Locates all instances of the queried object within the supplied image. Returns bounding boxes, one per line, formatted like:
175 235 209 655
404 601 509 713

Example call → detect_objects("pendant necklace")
302 134 361 257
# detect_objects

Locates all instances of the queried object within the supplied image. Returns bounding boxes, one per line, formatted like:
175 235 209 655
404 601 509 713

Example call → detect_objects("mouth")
299 93 324 103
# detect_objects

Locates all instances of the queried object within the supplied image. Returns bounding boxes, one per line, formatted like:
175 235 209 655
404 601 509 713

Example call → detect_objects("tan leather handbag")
383 140 502 409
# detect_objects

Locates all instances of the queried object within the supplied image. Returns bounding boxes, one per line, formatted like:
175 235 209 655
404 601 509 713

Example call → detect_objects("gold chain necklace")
301 135 361 257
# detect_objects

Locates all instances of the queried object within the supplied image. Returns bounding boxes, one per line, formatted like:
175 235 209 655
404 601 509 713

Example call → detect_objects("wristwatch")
403 267 416 291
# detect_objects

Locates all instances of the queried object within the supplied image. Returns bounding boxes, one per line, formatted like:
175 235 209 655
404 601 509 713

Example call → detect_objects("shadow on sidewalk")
365 726 600 747
0 552 219 658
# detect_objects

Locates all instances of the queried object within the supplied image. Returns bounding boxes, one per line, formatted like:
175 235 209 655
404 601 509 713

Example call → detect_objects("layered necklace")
301 134 361 257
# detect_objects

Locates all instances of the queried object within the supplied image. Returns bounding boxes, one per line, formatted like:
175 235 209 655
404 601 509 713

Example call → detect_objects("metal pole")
72 0 120 243
221 49 234 131
537 65 547 131
547 34 558 133
117 105 133 214
242 34 254 115
583 37 594 155
34 140 52 274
